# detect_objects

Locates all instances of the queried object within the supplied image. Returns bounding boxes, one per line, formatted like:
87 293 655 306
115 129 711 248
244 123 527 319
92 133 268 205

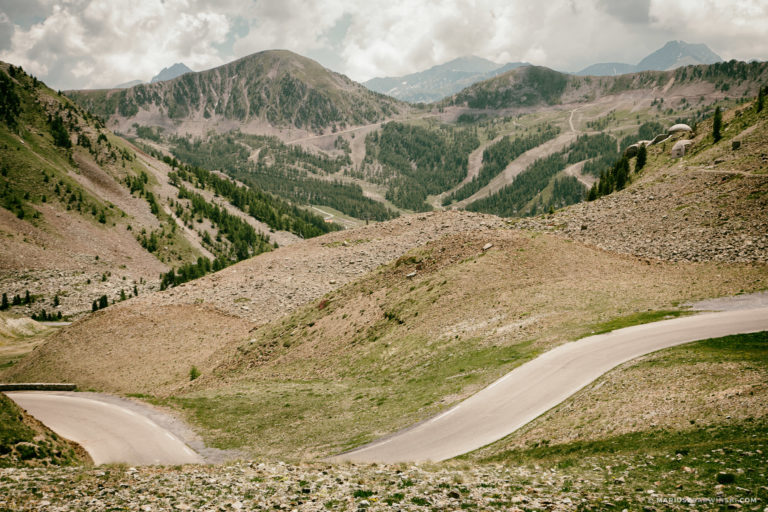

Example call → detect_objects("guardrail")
0 383 77 391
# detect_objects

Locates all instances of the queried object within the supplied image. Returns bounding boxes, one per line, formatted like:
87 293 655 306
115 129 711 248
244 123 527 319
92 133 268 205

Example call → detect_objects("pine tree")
24 290 31 304
92 300 98 312
12 294 21 306
1 293 8 310
98 295 108 309
635 144 647 171
757 86 765 113
713 106 722 142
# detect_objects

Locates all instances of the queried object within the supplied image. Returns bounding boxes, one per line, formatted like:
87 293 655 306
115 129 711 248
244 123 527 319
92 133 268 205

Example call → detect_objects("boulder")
624 144 639 158
671 139 693 158
668 123 693 134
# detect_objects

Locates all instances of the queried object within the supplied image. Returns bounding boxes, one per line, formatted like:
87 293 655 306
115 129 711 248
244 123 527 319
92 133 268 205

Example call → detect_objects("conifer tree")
713 106 722 142
1 293 8 310
636 144 647 171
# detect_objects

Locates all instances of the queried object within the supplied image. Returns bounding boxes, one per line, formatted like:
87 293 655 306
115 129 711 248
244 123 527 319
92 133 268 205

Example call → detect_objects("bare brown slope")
2 303 254 394
2 212 503 394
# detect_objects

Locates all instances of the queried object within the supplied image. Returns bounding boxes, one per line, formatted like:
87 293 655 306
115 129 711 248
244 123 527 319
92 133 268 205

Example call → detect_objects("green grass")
0 394 82 467
581 309 693 337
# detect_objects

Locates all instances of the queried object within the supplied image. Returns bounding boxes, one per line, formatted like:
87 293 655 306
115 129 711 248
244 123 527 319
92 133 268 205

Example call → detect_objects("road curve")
331 307 768 463
5 392 203 465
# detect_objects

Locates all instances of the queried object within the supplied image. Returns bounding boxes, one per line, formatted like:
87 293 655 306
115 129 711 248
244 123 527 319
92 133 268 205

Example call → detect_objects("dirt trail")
563 161 596 188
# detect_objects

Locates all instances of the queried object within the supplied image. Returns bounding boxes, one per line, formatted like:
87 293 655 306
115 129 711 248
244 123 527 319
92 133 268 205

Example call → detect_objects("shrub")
189 366 200 381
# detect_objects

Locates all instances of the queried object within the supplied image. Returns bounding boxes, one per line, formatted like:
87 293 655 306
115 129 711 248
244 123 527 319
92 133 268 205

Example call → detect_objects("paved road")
5 392 203 465
331 307 768 463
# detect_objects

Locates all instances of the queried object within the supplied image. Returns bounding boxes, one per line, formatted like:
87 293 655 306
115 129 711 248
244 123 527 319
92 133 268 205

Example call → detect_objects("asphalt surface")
331 307 768 463
6 392 203 465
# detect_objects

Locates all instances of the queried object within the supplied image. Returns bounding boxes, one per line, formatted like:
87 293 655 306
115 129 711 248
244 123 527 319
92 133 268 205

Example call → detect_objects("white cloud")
0 0 767 90
0 0 231 89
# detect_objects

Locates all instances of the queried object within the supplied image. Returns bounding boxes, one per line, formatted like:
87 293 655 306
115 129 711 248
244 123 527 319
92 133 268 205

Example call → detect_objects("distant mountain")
364 56 528 103
576 40 723 76
113 79 144 89
575 62 637 77
636 41 722 71
150 63 193 83
448 59 768 110
67 50 404 135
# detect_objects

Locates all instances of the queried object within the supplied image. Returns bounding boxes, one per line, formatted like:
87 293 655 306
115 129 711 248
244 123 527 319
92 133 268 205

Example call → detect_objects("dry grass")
161 229 767 459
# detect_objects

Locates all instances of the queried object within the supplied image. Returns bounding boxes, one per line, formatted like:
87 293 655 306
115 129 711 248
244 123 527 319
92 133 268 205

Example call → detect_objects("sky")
0 0 767 90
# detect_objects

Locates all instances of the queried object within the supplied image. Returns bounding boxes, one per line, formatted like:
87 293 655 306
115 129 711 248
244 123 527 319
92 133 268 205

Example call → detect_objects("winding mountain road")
5 392 203 465
331 307 768 463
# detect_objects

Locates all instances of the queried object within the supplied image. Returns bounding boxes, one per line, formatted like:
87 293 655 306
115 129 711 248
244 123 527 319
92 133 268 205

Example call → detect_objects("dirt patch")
1 303 255 395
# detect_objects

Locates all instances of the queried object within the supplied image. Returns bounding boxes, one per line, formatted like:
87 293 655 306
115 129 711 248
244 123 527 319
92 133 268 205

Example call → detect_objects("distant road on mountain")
332 306 768 463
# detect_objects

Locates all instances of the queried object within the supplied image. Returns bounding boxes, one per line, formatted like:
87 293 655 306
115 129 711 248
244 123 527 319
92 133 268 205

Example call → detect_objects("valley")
1 38 767 511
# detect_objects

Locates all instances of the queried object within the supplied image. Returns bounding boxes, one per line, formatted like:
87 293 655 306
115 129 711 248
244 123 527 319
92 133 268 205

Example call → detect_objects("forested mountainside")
66 50 405 137
0 62 336 318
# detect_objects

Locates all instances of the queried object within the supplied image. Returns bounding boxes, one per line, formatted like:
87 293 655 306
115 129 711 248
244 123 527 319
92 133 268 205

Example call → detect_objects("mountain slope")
636 40 722 71
67 50 405 137
364 56 527 103
0 61 336 319
5 99 767 461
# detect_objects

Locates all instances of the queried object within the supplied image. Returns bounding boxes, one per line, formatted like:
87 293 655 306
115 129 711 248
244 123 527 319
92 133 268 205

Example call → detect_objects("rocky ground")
129 210 506 324
3 457 765 512
516 166 768 263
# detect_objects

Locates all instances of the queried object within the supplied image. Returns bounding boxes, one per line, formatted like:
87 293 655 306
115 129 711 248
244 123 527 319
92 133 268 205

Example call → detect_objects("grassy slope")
0 62 200 316
465 331 768 509
162 229 767 460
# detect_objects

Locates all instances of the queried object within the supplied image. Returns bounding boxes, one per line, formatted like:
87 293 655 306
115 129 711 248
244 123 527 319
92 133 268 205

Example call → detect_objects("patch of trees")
169 163 347 238
31 310 62 321
713 106 723 142
160 257 226 290
363 122 480 211
466 153 568 217
1 291 34 310
587 156 631 200
454 67 568 109
49 114 71 148
445 125 560 205
551 176 587 210
0 70 21 129
176 184 273 260
169 135 396 223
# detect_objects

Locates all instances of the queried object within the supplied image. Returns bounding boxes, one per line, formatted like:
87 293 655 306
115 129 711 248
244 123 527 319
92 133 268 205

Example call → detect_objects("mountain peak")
577 40 722 76
150 63 193 83
636 40 722 71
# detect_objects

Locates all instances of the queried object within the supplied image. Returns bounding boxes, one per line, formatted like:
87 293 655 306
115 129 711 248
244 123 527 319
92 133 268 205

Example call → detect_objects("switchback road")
5 392 203 465
331 307 768 463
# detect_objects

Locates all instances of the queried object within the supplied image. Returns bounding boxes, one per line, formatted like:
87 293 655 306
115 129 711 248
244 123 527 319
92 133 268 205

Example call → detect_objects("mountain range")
364 56 528 103
112 62 194 89
576 40 723 76
365 41 724 101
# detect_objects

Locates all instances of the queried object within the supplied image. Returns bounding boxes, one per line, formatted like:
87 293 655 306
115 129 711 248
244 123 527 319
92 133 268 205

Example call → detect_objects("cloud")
0 0 767 90
598 0 651 24
0 0 231 89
